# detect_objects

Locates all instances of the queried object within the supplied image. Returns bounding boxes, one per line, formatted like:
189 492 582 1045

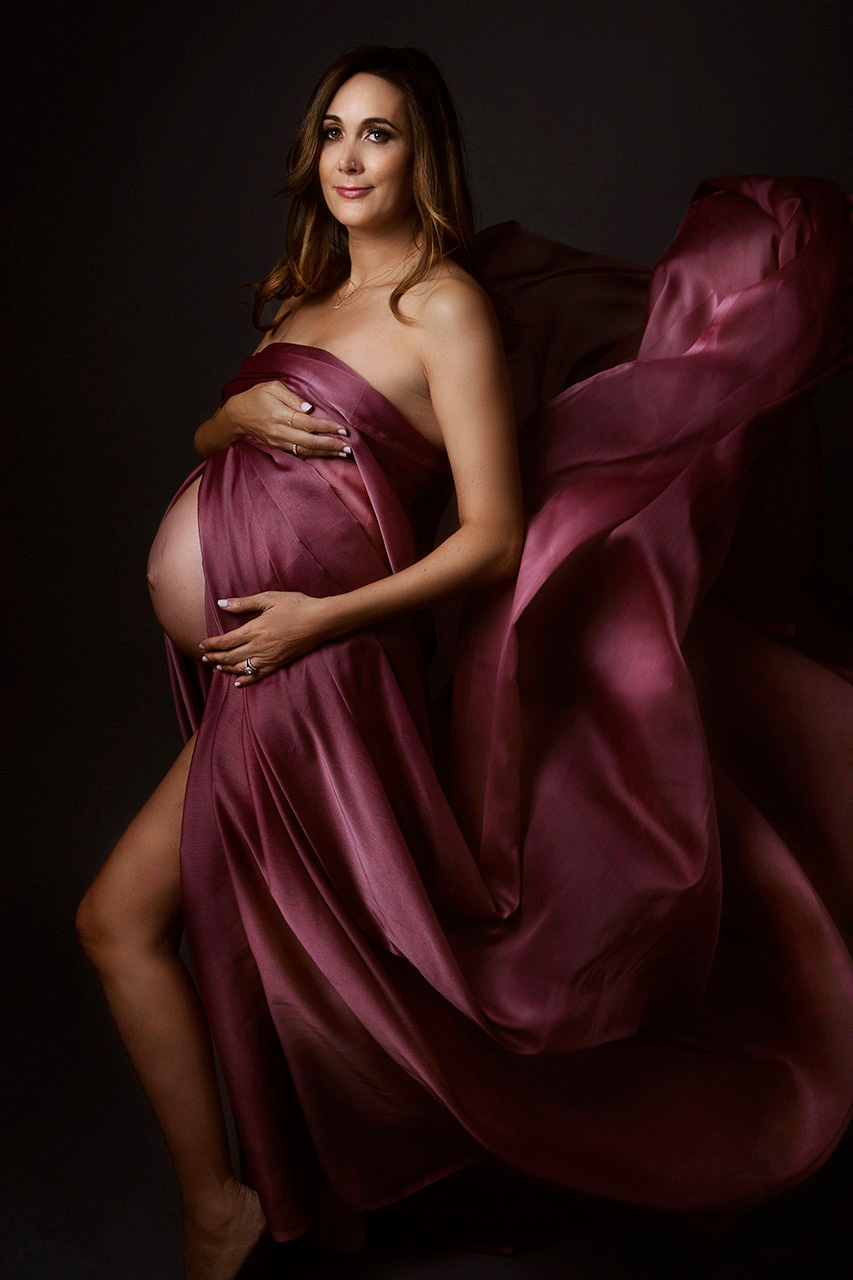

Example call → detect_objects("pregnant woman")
77 43 853 1280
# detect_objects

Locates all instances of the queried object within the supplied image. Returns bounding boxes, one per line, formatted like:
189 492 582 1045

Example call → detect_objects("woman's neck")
346 225 420 287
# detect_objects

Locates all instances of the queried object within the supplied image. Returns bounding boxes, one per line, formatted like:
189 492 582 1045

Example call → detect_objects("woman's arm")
319 276 524 623
192 399 242 459
193 382 353 460
193 299 353 460
200 279 524 684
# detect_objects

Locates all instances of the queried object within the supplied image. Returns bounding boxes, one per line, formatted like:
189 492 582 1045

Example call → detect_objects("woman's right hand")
194 381 352 461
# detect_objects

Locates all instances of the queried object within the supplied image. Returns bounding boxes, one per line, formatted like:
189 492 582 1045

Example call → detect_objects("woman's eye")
321 125 390 143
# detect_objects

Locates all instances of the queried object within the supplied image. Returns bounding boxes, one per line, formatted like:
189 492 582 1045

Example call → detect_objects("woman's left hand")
199 591 335 686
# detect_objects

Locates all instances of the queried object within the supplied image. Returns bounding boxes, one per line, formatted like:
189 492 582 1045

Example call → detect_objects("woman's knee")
77 738 193 963
75 879 131 962
75 870 181 965
75 880 119 961
73 824 184 962
75 880 140 962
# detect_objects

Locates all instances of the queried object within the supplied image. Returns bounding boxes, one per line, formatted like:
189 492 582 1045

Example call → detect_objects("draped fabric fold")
164 175 853 1242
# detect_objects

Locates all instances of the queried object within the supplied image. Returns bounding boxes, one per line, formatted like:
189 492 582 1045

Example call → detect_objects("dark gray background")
5 1 852 1275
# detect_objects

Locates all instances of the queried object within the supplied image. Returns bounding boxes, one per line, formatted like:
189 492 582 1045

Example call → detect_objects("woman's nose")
338 152 363 174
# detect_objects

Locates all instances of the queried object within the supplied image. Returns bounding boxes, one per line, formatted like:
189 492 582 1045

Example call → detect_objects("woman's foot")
182 1178 268 1280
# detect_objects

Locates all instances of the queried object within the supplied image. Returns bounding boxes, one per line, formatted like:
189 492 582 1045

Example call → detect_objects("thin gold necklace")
331 246 419 310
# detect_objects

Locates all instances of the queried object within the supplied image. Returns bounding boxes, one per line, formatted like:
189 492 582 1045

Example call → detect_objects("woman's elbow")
487 529 524 582
460 518 524 584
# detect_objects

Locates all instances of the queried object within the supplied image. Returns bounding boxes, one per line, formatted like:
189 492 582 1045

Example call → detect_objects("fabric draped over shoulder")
163 175 853 1243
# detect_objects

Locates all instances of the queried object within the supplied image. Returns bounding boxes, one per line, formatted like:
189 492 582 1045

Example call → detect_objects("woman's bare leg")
75 733 267 1279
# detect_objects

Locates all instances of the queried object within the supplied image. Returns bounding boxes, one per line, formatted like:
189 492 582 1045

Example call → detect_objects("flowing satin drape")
164 175 853 1241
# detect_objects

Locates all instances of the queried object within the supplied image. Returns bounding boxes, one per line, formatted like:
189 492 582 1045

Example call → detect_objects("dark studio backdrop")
5 1 852 1276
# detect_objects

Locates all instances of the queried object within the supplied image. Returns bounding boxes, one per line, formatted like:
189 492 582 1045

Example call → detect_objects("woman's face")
318 73 415 235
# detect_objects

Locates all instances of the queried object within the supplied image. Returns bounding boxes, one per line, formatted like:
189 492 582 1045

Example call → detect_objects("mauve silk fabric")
165 176 853 1241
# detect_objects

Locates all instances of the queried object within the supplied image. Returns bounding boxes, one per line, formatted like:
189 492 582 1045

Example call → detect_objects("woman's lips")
334 187 372 198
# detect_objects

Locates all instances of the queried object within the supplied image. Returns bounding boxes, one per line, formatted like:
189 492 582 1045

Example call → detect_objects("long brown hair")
252 45 481 329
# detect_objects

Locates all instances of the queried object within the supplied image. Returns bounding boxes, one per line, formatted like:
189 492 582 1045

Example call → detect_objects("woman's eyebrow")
322 114 402 132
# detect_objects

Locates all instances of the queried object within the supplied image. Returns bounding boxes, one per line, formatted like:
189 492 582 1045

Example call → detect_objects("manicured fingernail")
216 665 223 671
300 401 312 411
201 655 209 662
217 599 229 607
337 428 348 436
198 643 205 649
234 681 243 687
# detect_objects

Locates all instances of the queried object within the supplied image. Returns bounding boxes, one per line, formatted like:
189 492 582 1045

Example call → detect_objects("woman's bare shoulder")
252 294 309 352
402 259 494 333
270 294 306 327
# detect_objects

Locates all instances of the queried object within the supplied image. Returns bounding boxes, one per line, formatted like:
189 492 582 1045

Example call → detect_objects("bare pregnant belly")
147 476 207 658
